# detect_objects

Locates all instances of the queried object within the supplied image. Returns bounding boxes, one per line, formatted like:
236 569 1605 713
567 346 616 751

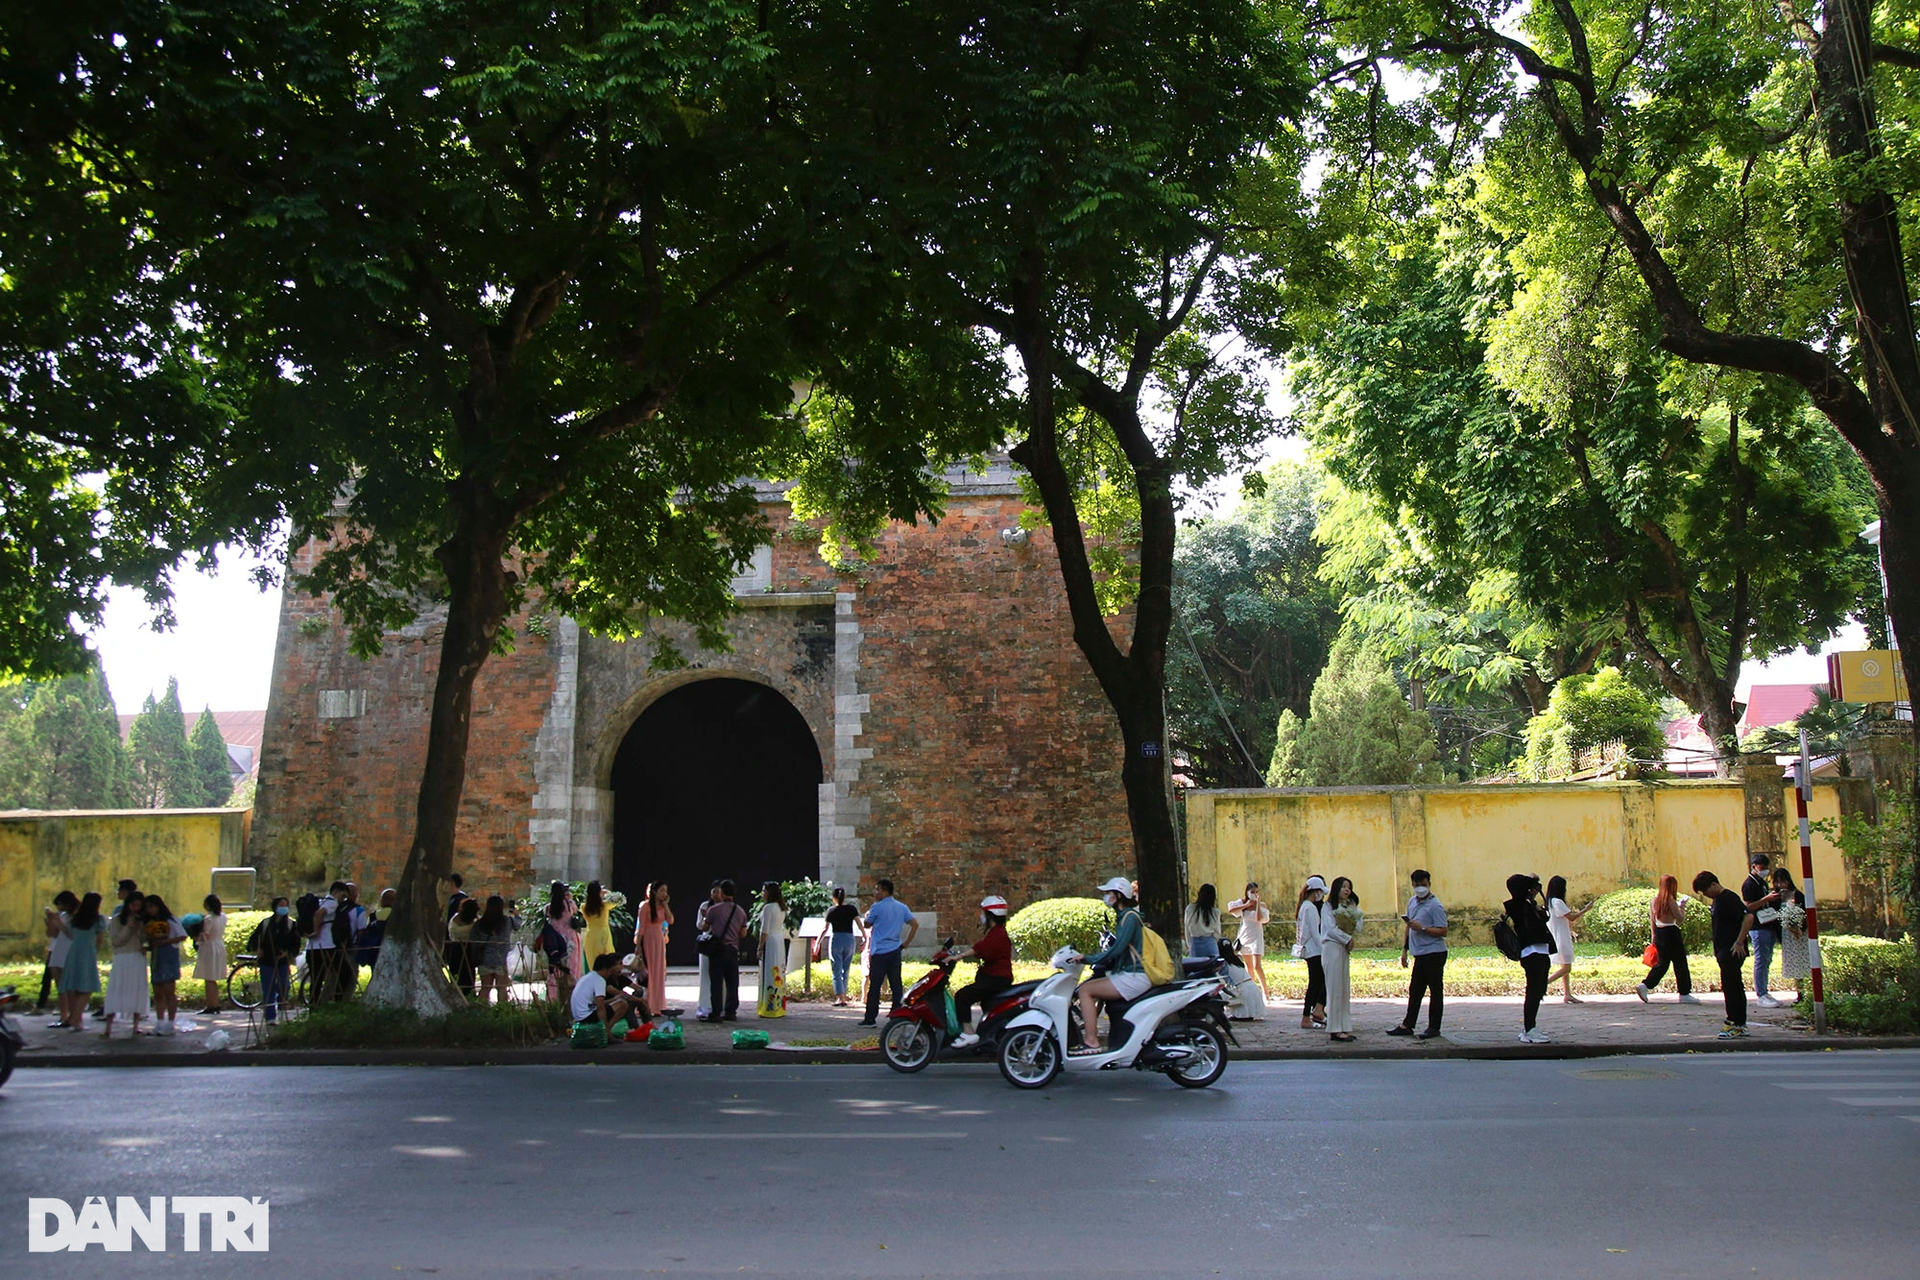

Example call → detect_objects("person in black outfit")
1503 874 1556 1043
1694 871 1755 1039
1740 854 1786 1007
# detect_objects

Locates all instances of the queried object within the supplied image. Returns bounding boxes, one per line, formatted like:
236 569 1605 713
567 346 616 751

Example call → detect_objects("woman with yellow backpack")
1071 877 1175 1055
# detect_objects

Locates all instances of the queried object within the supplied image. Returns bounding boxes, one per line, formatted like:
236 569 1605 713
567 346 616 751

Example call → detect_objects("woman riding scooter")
948 895 1014 1050
1071 877 1151 1056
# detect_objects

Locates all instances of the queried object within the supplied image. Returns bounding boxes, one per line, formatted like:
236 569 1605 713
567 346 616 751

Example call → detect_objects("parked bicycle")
224 954 310 1013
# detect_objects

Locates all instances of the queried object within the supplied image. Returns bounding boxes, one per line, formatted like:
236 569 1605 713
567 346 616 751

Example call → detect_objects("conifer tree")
187 708 233 807
125 677 193 807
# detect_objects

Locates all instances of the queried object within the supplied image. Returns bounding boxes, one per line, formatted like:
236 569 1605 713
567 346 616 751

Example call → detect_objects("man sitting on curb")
571 952 644 1033
1693 871 1755 1040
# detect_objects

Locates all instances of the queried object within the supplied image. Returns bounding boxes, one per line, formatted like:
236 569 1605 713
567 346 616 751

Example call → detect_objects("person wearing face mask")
947 895 1015 1050
249 896 306 1024
1069 878 1151 1055
1388 869 1448 1040
1295 876 1329 1030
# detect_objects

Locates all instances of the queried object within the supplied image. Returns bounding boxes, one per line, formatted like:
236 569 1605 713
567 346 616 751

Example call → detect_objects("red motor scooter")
881 938 1039 1073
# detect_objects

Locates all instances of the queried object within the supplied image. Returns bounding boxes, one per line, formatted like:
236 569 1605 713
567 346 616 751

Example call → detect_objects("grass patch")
265 998 570 1050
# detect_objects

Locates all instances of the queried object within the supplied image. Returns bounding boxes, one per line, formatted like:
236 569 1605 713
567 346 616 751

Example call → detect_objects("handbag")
1641 941 1661 967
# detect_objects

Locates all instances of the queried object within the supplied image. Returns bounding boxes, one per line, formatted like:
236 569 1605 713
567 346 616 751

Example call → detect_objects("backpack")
537 919 569 966
1124 910 1177 986
1491 913 1523 961
294 893 322 938
330 900 357 950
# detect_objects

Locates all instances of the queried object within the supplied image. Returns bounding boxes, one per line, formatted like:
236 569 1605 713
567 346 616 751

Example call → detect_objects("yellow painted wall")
0 809 250 956
1186 781 1866 933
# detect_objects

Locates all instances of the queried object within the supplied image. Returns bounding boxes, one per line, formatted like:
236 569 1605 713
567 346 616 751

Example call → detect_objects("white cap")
1096 876 1133 895
1304 876 1327 892
980 895 1009 915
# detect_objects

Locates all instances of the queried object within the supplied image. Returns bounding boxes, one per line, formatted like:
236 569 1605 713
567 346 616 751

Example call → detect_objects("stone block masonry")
249 460 1135 931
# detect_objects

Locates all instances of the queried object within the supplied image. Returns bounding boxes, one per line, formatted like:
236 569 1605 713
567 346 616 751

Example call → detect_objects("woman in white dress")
1322 877 1363 1042
1226 884 1272 998
194 893 229 1014
1544 876 1589 1003
102 894 152 1039
756 881 789 1018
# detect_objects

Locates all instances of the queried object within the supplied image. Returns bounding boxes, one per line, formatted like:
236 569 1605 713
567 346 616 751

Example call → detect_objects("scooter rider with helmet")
948 895 1015 1050
1070 877 1151 1056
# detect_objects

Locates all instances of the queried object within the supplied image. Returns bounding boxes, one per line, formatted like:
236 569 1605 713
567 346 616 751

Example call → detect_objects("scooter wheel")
997 1026 1060 1089
1166 1020 1228 1089
881 1020 936 1073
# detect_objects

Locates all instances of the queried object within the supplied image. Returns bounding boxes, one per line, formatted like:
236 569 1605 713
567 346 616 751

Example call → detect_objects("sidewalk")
16 969 1914 1068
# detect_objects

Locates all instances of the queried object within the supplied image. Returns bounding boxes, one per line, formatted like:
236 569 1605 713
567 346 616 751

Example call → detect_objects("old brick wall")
247 537 560 901
848 497 1132 929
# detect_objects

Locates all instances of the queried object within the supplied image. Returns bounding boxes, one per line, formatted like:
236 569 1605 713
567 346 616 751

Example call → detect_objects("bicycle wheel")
225 961 262 1009
290 968 311 1010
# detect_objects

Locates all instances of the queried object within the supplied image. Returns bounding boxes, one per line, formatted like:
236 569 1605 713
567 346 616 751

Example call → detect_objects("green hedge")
1007 898 1113 961
1582 888 1712 956
1815 935 1918 995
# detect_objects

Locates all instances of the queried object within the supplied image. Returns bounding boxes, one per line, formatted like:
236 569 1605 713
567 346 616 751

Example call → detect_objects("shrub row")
1006 898 1113 961
1580 888 1713 956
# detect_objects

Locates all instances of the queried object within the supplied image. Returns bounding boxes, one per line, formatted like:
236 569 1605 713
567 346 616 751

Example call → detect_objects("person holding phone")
1544 875 1590 1003
1227 883 1272 999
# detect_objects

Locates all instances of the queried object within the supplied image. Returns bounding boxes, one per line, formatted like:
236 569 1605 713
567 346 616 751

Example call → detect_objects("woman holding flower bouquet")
1773 868 1809 1004
579 881 616 975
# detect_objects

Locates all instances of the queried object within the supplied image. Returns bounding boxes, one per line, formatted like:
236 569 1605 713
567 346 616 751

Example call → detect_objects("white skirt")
104 952 152 1018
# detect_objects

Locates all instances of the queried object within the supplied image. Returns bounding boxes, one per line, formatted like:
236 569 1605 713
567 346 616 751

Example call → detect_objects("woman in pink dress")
637 882 673 1015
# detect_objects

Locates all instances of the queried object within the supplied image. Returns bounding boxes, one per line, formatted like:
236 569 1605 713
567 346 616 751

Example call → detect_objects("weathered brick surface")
251 480 1133 925
248 537 560 897
845 498 1131 924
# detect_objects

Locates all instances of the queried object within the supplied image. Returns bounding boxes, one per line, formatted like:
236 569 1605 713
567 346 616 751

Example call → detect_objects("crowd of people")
35 856 1812 1047
1183 852 1814 1045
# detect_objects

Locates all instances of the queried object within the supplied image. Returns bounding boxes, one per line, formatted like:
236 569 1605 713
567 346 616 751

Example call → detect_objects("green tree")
1520 667 1665 781
188 709 234 807
1169 462 1342 788
0 659 129 809
13 2 1006 1012
1292 226 1877 753
797 0 1312 935
125 677 193 808
1267 633 1443 786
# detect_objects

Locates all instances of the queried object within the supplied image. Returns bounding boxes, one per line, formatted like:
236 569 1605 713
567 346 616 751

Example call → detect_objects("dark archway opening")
611 678 822 967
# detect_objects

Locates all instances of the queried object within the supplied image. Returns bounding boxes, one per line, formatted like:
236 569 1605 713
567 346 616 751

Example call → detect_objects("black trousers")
307 948 343 1006
953 975 1012 1028
1303 955 1327 1017
1717 955 1747 1027
38 960 57 1007
1520 952 1550 1030
865 948 904 1023
707 948 740 1018
1645 925 1691 994
1403 951 1446 1032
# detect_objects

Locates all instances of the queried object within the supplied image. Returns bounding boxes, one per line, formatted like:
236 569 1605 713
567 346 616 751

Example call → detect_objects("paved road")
4 1052 1916 1276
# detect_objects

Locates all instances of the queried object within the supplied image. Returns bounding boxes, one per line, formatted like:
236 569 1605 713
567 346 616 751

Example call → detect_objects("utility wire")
1176 609 1266 784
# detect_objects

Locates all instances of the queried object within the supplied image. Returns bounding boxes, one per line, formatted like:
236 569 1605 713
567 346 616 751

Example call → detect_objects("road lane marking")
619 1131 966 1140
1768 1081 1920 1090
1831 1098 1920 1107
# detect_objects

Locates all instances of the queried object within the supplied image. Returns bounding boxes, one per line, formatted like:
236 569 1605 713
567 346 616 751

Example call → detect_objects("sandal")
1068 1043 1103 1057
1330 1032 1356 1042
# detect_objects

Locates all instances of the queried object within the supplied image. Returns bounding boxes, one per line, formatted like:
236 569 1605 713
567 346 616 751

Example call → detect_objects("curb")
16 1035 1920 1070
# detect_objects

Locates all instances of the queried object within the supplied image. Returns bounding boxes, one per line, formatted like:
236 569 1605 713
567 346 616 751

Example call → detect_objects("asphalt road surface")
4 1051 1917 1276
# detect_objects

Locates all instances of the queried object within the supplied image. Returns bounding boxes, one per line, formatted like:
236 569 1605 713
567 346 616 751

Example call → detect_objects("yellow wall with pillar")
1185 780 1861 938
0 809 251 958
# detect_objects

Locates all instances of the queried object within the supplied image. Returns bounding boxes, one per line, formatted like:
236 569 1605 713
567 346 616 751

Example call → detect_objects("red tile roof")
1737 684 1821 739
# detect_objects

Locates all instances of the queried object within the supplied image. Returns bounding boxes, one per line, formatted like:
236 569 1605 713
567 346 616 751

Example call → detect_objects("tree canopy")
0 658 130 809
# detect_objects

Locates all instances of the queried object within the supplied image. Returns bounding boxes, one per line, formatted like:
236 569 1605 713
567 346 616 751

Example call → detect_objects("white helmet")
979 895 1009 917
1096 876 1133 896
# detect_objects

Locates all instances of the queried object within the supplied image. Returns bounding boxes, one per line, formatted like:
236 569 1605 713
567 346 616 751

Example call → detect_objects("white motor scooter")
995 947 1233 1090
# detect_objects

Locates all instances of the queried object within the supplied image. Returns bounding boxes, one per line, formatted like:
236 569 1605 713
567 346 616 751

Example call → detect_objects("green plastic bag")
730 1029 770 1050
570 1020 608 1050
647 1019 685 1050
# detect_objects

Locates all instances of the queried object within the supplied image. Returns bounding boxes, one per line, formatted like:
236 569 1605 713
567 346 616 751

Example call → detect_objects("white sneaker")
1527 1029 1552 1043
950 1033 978 1050
1635 983 1650 1003
1678 994 1702 1004
1756 995 1781 1008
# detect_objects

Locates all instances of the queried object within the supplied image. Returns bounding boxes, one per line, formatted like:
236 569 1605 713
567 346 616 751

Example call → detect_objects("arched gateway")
610 677 821 965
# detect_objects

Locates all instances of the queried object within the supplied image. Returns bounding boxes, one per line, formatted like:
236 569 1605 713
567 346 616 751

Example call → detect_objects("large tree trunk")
363 487 513 1015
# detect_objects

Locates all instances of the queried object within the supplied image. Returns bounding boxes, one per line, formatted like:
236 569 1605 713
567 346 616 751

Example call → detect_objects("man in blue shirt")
858 879 919 1026
1388 869 1449 1040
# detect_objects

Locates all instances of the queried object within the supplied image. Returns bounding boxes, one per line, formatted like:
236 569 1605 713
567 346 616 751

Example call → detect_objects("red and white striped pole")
1796 728 1826 1034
